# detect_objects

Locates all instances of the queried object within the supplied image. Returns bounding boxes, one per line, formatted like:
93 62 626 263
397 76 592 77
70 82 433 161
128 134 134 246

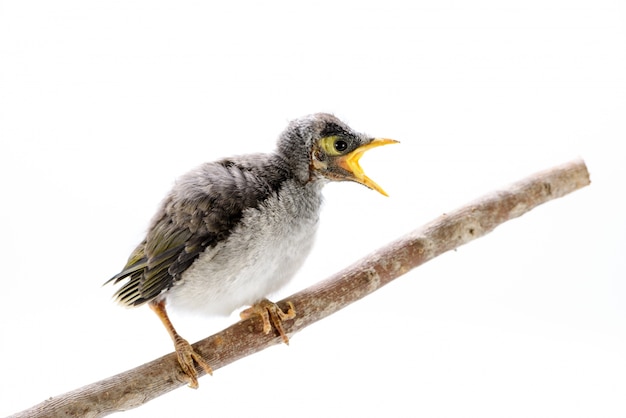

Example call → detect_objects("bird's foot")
173 336 213 389
240 299 296 344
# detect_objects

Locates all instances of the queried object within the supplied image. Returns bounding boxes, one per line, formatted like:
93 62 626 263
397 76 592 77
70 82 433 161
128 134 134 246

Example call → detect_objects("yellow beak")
336 138 399 196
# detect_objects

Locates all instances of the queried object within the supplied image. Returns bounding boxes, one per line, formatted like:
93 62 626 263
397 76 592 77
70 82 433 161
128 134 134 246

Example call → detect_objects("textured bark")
9 158 590 418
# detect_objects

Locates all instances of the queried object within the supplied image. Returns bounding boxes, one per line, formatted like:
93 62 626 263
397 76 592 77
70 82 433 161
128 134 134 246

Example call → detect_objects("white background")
1 1 625 417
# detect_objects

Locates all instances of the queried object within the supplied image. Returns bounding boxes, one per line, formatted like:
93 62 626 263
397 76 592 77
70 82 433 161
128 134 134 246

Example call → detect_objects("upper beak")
336 138 399 196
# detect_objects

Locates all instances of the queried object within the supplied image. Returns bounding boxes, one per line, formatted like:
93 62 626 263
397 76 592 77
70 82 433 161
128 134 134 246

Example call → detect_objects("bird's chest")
167 188 321 316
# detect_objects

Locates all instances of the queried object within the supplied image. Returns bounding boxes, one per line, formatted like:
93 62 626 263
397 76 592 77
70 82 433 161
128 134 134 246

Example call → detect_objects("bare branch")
9 158 590 418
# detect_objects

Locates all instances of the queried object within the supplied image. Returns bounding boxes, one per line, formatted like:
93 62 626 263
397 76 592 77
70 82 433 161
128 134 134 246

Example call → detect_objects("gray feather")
107 113 367 313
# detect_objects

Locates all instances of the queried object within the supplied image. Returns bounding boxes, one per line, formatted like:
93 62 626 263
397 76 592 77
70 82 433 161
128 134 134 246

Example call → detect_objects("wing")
105 156 290 307
105 210 217 306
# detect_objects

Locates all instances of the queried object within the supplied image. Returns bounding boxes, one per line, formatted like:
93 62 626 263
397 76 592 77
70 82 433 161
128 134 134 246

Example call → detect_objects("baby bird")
106 113 396 387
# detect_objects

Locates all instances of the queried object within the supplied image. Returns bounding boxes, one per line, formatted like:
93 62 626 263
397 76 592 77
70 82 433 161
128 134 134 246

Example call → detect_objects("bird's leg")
149 300 213 388
239 299 296 345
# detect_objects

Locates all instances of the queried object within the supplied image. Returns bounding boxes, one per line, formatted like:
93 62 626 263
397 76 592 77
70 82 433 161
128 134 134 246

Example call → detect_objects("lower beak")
336 138 399 196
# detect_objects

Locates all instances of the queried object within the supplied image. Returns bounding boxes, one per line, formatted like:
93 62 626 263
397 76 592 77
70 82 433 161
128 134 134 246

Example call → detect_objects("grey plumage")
107 113 370 315
105 112 396 388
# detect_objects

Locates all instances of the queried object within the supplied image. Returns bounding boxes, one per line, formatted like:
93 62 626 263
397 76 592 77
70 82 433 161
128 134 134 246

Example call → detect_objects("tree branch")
9 158 591 418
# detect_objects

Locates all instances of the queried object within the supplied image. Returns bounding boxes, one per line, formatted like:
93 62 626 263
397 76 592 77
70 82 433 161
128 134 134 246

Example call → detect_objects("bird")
106 113 397 388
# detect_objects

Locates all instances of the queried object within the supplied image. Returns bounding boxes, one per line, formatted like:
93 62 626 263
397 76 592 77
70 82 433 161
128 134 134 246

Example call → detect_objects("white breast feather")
165 183 321 316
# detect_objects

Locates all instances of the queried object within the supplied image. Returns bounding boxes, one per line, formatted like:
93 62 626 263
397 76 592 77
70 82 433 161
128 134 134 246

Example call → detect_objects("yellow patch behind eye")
319 136 343 156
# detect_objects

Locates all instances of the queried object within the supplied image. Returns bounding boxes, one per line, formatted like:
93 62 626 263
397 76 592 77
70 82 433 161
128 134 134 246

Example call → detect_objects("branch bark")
9 158 591 418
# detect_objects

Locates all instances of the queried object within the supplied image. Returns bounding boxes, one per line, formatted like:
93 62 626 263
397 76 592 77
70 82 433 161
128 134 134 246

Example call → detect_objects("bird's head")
277 113 398 196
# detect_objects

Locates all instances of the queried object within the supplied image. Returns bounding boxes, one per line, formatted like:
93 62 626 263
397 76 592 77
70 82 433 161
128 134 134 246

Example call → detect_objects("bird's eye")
319 136 350 156
334 139 348 152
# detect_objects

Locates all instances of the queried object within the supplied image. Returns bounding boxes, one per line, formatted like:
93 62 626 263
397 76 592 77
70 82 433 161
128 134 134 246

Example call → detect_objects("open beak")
336 138 399 196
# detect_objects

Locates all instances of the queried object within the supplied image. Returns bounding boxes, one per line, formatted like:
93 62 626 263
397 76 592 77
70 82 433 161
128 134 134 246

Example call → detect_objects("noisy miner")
106 113 397 388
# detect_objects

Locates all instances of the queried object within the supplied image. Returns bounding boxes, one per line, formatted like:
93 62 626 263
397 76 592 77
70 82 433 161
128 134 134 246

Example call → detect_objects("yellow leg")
149 300 213 388
240 299 296 345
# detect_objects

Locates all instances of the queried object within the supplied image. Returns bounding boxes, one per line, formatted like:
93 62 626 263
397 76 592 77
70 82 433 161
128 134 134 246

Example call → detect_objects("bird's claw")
174 336 213 389
240 299 296 344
